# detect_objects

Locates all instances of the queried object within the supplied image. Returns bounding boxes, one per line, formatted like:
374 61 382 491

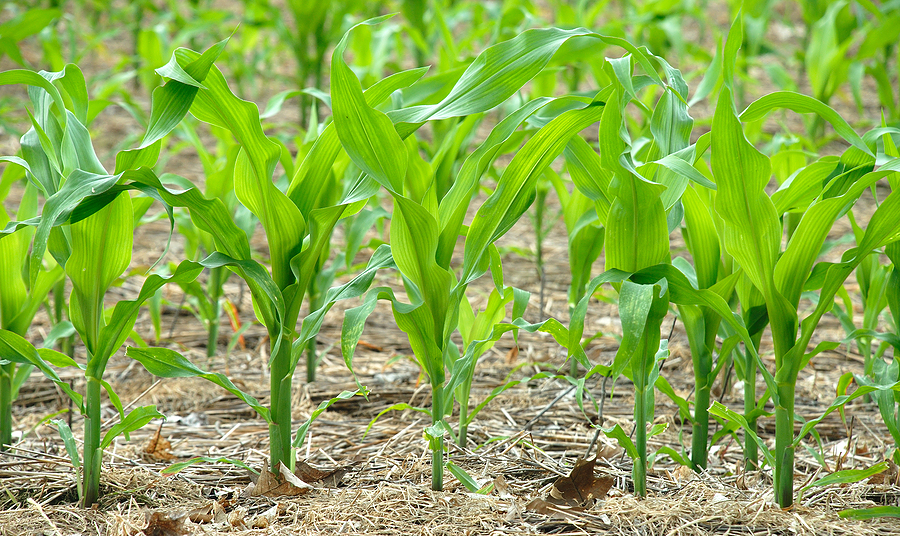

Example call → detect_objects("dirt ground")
2 4 900 536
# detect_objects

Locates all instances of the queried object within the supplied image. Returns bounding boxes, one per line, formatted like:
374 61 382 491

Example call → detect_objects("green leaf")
100 405 164 449
0 329 83 410
801 462 888 492
603 424 639 459
709 401 776 468
162 456 259 476
127 346 270 422
293 389 366 449
331 19 408 194
839 506 900 519
446 461 483 493
462 101 604 284
740 92 871 156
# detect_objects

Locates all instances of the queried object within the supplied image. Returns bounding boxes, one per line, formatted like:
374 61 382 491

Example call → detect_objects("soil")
1 2 899 535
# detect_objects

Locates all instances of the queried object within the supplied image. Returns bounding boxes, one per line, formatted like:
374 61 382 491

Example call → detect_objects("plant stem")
458 384 469 449
269 333 294 473
633 305 664 498
305 336 317 383
0 364 13 450
52 279 73 357
206 266 223 358
83 376 102 506
691 347 711 470
743 329 763 470
774 381 796 508
431 382 444 491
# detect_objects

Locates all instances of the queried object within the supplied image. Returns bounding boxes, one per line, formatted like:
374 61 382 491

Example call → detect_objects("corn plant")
0 40 235 504
334 17 705 491
706 14 900 508
0 180 65 449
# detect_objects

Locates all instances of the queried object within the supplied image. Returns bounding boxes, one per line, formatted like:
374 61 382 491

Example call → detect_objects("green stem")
774 381 796 508
82 376 102 506
206 266 223 358
0 364 13 450
305 336 317 383
633 379 648 497
742 345 758 470
431 382 444 491
269 334 294 473
458 384 469 449
691 352 711 471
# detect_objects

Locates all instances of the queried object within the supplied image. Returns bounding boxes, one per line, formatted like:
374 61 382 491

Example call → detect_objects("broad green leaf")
387 27 663 134
462 101 604 284
286 66 429 213
127 346 270 422
709 401 776 468
331 18 408 194
88 259 204 376
100 405 164 450
390 196 451 343
611 282 653 382
67 193 133 352
0 329 83 410
143 39 228 149
801 462 888 492
437 97 554 266
839 507 900 520
603 424 639 459
740 92 871 156
184 53 302 290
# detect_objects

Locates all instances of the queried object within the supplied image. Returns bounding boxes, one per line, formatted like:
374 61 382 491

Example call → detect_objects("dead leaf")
525 498 584 521
493 475 512 498
505 346 519 364
596 444 623 459
252 505 279 529
295 459 352 487
188 502 226 524
250 463 312 497
505 499 522 521
227 507 248 528
547 457 614 507
143 424 174 462
671 465 694 484
142 511 188 536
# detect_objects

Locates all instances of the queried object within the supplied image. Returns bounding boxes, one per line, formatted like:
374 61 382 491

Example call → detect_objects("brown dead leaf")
295 459 352 487
505 346 519 364
143 424 174 462
142 511 188 536
250 462 312 497
188 502 226 524
596 444 623 459
493 475 512 498
547 457 614 508
252 505 279 529
525 498 584 521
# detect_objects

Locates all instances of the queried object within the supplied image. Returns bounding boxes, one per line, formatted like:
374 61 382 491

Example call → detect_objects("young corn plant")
0 42 233 504
708 14 900 508
0 181 65 449
335 17 703 491
103 37 439 476
558 45 780 492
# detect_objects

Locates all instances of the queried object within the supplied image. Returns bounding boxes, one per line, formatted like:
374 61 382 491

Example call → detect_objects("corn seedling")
0 41 233 503
706 14 900 508
0 180 64 449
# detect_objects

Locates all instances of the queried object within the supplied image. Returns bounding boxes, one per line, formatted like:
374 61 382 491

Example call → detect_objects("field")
1 1 900 534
